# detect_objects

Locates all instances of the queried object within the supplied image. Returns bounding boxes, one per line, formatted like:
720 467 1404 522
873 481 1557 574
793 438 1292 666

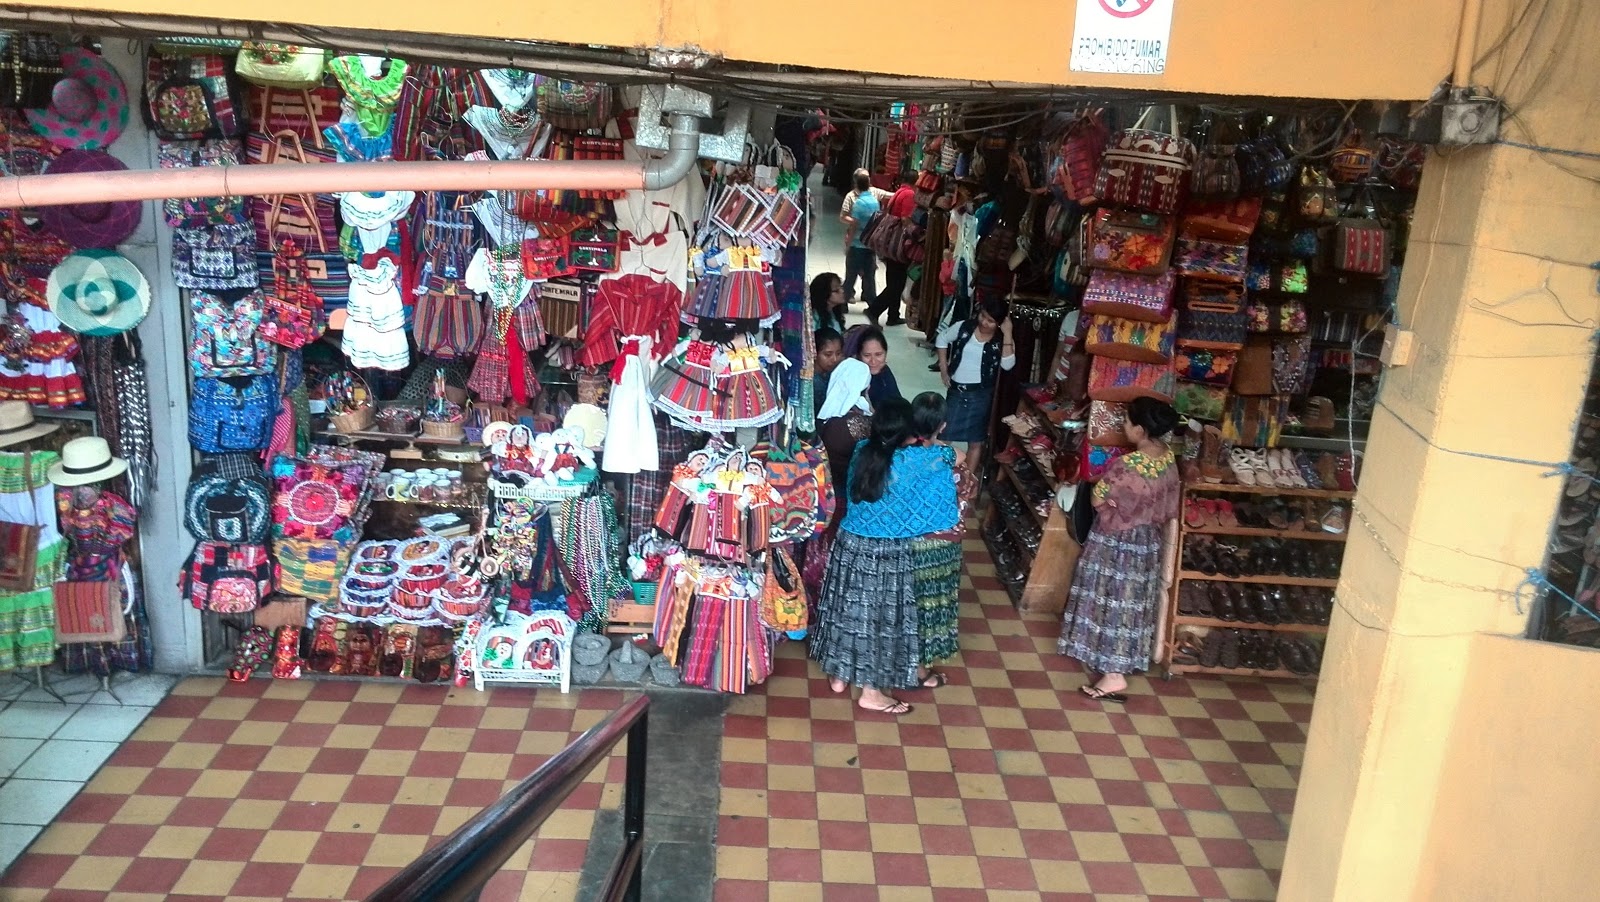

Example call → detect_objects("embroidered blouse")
841 442 959 539
1091 448 1181 534
327 56 409 138
57 489 136 581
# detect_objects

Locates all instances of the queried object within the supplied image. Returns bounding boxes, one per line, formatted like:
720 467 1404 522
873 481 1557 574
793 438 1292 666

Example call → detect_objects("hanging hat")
48 249 150 336
49 436 127 486
0 401 59 449
37 150 142 249
562 403 608 449
25 48 130 151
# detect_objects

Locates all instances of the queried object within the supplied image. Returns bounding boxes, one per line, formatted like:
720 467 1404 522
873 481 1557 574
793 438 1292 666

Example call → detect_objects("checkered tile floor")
0 536 1311 901
712 539 1311 902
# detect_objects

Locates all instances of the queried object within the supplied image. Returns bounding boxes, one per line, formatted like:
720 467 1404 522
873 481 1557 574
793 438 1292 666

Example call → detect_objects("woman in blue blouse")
810 397 959 715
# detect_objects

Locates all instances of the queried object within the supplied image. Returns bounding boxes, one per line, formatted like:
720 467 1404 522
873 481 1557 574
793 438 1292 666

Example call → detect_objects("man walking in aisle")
840 168 888 307
867 172 917 327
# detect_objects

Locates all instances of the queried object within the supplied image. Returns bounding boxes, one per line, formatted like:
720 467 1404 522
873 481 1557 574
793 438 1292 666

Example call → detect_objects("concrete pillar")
101 42 201 673
1280 1 1600 895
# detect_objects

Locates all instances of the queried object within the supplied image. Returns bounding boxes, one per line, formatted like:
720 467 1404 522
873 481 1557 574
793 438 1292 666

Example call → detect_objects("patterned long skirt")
1057 523 1164 674
913 538 962 665
809 530 921 690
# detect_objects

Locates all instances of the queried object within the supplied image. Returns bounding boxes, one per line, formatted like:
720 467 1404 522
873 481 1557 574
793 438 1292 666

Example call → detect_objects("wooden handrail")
367 693 651 902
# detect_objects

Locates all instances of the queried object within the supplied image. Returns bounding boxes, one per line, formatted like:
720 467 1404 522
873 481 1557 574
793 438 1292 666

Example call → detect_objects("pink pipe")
0 160 648 209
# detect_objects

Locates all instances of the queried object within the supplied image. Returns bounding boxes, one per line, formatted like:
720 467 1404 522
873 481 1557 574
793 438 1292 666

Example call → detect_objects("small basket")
331 404 375 433
340 590 388 619
431 593 484 623
573 632 610 666
422 418 465 440
629 580 658 605
375 405 421 435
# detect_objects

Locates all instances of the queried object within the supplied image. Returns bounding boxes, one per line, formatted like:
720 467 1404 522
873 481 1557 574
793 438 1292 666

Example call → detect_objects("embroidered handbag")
539 278 587 341
1081 269 1176 324
1180 197 1264 242
0 452 41 592
1056 111 1109 204
1190 140 1241 199
259 241 327 349
1296 167 1339 223
1174 345 1238 387
1093 117 1196 214
1172 380 1229 421
190 375 278 452
236 43 329 90
759 547 808 634
184 454 272 543
1087 355 1176 403
1247 260 1310 295
570 223 621 273
143 53 244 140
190 289 274 376
1333 217 1389 275
1178 307 1250 349
521 236 576 280
246 130 340 253
54 580 127 643
1173 236 1249 284
1273 335 1315 393
180 541 275 613
1084 313 1176 364
1236 136 1294 194
158 140 248 228
1087 400 1132 446
1086 208 1175 274
174 224 259 290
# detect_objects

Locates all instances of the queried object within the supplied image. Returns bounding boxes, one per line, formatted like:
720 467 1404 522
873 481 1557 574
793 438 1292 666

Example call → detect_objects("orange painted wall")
15 0 1461 100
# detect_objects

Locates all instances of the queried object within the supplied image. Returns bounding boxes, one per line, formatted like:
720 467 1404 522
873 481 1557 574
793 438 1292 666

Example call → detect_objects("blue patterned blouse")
841 442 959 539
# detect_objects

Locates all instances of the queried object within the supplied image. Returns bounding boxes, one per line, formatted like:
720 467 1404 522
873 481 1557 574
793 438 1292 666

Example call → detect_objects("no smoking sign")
1071 0 1174 74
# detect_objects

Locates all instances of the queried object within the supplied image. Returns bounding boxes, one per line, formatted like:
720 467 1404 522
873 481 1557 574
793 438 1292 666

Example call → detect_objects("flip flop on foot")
860 698 913 716
1080 684 1128 703
919 671 947 689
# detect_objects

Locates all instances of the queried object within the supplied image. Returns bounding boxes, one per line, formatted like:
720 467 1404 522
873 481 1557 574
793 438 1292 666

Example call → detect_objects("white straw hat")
0 401 59 449
48 436 127 486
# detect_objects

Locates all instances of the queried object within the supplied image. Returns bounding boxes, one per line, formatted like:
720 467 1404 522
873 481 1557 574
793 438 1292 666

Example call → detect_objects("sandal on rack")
1184 496 1210 529
1213 500 1239 528
1267 449 1297 488
1321 503 1348 534
1228 448 1259 486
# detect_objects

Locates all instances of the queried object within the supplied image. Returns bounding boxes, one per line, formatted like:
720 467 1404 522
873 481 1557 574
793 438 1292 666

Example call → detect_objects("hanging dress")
327 56 410 139
344 257 410 370
0 451 65 672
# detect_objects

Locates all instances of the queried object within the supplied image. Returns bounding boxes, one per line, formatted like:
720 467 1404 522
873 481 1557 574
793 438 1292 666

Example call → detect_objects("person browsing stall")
839 169 889 305
850 326 903 407
936 298 1015 472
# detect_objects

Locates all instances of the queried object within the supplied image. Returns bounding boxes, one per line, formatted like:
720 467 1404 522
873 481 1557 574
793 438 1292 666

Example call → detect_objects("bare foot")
829 677 847 694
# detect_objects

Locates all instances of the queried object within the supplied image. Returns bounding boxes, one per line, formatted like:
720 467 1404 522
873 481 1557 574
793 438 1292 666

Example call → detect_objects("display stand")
982 392 1081 614
472 610 574 692
1161 482 1350 678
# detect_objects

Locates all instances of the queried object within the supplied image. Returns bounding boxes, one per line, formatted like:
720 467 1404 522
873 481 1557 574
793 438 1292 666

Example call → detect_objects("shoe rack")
981 394 1082 615
1160 482 1352 679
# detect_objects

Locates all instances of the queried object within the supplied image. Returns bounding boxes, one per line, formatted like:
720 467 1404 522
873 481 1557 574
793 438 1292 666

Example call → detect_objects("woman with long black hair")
810 397 959 715
810 271 846 332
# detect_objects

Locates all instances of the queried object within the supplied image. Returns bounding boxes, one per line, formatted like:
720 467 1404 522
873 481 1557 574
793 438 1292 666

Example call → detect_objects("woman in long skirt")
1058 397 1182 702
811 398 958 715
908 392 969 676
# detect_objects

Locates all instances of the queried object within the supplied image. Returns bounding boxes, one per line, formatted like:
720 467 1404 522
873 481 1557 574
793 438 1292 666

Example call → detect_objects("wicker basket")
421 418 465 440
331 404 375 433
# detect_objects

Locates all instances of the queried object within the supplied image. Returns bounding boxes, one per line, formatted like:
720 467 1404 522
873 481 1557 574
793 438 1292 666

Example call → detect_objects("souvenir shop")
0 27 1424 694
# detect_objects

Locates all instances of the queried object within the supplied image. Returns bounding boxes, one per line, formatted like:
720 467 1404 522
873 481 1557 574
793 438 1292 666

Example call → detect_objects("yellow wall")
1282 0 1600 898
18 0 1461 99
1415 635 1600 901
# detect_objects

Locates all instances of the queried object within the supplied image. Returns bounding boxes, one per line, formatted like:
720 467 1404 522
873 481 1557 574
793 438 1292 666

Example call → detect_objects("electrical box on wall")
1440 96 1502 146
1381 325 1416 367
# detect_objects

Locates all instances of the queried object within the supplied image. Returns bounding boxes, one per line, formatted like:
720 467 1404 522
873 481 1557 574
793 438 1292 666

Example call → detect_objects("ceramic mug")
386 474 416 501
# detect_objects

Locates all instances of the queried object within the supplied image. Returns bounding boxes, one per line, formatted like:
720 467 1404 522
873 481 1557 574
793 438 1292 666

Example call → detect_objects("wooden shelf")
1183 525 1348 542
1001 464 1049 529
1185 482 1354 500
1168 662 1315 680
1178 571 1341 588
1173 615 1329 633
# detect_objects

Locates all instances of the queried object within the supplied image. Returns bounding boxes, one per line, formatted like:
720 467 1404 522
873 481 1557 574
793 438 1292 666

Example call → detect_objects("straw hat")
0 401 59 449
48 249 150 336
562 404 608 449
25 48 130 151
48 436 127 486
38 150 142 249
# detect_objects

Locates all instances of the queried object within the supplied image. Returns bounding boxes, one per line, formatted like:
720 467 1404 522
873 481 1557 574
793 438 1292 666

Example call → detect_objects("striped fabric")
680 592 725 688
716 595 749 694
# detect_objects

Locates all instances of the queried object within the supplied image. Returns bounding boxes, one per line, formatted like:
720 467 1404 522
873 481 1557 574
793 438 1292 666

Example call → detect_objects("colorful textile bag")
0 453 41 592
1080 444 1127 482
190 375 277 452
259 240 327 349
413 279 484 359
184 454 272 543
1081 269 1176 324
246 130 340 253
173 224 259 290
236 43 329 90
1087 356 1176 403
158 140 248 228
1173 236 1249 284
1172 380 1229 421
1093 114 1196 214
190 289 274 376
1173 345 1238 387
1179 197 1263 242
1236 136 1294 195
1083 313 1176 363
1333 217 1389 275
1178 307 1250 349
1086 208 1174 274
1054 111 1108 204
54 581 127 643
143 53 243 140
246 80 342 145
180 541 274 613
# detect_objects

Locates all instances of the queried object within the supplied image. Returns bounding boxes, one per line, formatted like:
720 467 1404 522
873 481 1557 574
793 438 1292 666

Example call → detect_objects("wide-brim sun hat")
37 150 142 249
48 249 150 336
562 403 608 449
26 48 130 151
49 435 127 486
0 400 59 449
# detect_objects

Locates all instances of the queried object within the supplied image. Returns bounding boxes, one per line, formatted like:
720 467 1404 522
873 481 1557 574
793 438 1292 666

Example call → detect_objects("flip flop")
860 699 914 716
1080 684 1128 703
920 671 948 689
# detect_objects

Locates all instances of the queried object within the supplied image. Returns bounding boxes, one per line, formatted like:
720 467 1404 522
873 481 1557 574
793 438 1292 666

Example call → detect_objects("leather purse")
1231 337 1277 396
1086 208 1175 274
1180 197 1263 242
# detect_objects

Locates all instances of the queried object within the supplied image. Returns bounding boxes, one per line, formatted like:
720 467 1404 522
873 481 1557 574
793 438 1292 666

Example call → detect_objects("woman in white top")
935 298 1016 472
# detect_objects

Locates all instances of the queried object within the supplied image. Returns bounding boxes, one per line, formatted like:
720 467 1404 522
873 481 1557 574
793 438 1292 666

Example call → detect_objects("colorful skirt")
912 537 962 665
1057 523 1165 674
809 530 921 690
715 270 779 322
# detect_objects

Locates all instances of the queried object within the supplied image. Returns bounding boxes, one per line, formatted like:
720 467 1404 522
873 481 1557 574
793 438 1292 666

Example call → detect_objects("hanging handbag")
1056 110 1109 204
1093 108 1196 214
1086 356 1176 403
1081 269 1176 324
1172 380 1229 421
246 80 342 146
143 52 244 140
0 452 41 592
173 223 260 290
246 130 340 253
1295 167 1340 224
259 239 327 349
1231 338 1276 396
537 80 613 132
190 375 278 452
180 541 275 613
1333 217 1390 275
184 453 273 543
1083 313 1176 364
1330 131 1377 184
1179 197 1264 242
190 289 274 376
1236 135 1295 195
1190 116 1241 199
0 33 63 109
1173 236 1249 284
53 580 127 643
1173 345 1239 387
158 140 248 228
1085 208 1175 274
236 43 329 90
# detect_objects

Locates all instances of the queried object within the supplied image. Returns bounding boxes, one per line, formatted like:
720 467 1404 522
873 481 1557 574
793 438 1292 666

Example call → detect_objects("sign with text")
1070 0 1175 75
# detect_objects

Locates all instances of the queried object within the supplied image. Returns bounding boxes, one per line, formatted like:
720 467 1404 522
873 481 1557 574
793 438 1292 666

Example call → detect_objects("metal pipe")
0 116 700 209
1452 0 1484 88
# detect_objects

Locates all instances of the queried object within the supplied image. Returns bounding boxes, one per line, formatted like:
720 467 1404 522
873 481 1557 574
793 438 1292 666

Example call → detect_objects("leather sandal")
1228 447 1260 486
1200 631 1225 667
